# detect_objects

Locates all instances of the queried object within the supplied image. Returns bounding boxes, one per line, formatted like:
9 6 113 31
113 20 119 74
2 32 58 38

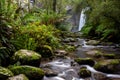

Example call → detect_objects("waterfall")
78 8 88 31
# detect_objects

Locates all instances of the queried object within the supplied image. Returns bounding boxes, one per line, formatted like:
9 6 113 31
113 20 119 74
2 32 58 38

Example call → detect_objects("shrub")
11 24 60 51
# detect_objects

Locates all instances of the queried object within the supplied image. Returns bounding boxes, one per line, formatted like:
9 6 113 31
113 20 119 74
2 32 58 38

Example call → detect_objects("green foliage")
0 66 13 80
40 11 64 25
56 22 72 31
79 0 120 42
0 47 10 66
11 24 60 50
81 25 92 37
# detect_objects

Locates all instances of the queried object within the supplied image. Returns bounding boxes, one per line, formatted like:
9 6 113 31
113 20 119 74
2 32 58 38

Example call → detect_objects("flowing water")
42 38 120 80
42 8 120 80
78 8 89 31
42 57 120 80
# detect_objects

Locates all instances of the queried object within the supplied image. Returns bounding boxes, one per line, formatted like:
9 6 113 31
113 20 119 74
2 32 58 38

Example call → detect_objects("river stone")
86 40 100 45
94 59 120 74
54 50 67 58
103 54 116 59
7 74 29 80
0 66 13 80
11 49 41 67
42 68 58 77
78 67 91 78
86 50 102 58
93 72 107 80
9 65 45 80
74 58 95 66
62 38 71 43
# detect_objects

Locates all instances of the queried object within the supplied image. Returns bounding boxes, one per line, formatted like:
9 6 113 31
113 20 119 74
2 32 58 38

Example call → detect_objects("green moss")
36 45 53 58
94 59 120 73
9 66 45 80
75 58 95 66
7 74 29 80
0 66 13 80
94 51 102 58
103 54 115 59
79 68 91 78
11 49 41 67
109 59 120 65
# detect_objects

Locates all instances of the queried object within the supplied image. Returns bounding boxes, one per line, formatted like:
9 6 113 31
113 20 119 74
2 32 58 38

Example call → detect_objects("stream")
41 7 120 80
41 36 120 80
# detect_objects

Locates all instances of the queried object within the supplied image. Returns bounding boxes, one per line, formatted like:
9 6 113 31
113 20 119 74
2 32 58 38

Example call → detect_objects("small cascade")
78 8 89 31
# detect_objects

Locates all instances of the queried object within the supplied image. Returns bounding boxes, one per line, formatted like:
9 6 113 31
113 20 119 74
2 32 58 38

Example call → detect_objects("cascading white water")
78 8 89 31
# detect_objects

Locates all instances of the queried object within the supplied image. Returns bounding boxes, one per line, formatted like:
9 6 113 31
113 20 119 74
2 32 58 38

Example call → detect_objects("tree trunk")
53 0 57 12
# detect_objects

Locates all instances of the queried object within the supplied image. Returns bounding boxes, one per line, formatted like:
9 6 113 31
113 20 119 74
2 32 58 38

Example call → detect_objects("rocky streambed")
41 32 120 80
1 32 120 80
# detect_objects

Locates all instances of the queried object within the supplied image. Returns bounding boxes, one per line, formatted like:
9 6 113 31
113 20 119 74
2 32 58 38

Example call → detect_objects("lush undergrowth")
0 0 72 66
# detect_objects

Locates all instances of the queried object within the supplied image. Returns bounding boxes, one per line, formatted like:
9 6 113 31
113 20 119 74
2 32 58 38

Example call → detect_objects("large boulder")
0 66 13 80
75 58 95 66
94 59 120 74
9 66 45 80
7 74 29 80
11 49 41 67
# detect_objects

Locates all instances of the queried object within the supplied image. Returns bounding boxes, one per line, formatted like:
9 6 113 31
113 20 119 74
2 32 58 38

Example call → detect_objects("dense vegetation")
77 0 120 42
0 0 76 66
0 0 120 66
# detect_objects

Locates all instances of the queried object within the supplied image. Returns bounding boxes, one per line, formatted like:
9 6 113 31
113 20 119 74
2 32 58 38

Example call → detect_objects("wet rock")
75 58 95 66
11 49 41 67
9 65 45 80
103 54 116 59
42 68 58 77
94 59 120 74
107 78 120 80
69 38 76 42
93 73 107 80
0 66 13 80
78 67 91 78
62 38 70 43
86 50 102 58
86 40 100 45
54 50 67 58
8 74 29 80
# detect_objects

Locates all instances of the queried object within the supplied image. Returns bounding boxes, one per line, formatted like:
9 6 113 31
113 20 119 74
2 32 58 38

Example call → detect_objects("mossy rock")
0 66 13 80
9 66 45 80
94 59 120 73
36 45 53 58
7 74 29 80
103 54 116 59
11 49 41 67
78 68 91 78
86 40 100 46
75 58 95 66
86 50 102 58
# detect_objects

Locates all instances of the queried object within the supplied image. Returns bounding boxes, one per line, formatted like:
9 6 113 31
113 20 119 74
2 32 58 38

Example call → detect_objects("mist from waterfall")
78 8 88 31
